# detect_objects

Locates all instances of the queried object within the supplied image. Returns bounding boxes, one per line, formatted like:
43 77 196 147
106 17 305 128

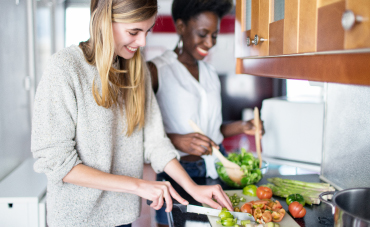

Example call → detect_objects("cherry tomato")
262 210 272 223
272 208 286 222
240 203 252 214
288 201 307 218
256 186 273 200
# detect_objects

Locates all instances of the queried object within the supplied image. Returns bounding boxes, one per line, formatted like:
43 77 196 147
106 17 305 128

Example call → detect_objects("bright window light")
65 7 90 47
286 79 324 98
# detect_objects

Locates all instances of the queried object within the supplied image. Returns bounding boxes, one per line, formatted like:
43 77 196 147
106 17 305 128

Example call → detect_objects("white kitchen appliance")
260 96 324 167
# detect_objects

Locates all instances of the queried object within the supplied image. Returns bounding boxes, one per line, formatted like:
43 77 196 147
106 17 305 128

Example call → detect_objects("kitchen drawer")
0 158 47 227
0 201 38 227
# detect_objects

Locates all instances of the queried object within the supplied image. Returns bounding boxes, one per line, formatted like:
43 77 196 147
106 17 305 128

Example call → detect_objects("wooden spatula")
254 107 263 168
188 120 244 184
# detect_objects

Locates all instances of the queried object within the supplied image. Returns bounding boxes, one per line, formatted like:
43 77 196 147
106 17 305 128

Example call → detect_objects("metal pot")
319 187 370 227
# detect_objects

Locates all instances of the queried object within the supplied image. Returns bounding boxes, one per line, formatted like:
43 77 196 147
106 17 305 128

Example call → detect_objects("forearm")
163 159 197 192
62 163 141 194
220 121 244 138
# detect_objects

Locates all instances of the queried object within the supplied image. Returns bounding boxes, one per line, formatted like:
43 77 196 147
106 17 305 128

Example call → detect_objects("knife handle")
146 200 186 213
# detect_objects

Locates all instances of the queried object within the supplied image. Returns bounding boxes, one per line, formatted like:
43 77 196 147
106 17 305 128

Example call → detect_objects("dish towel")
202 153 219 179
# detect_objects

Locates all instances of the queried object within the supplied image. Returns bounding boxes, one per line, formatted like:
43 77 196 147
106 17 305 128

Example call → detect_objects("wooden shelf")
236 52 370 86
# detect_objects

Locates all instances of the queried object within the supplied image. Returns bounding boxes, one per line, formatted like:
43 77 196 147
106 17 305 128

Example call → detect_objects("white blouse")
151 50 223 178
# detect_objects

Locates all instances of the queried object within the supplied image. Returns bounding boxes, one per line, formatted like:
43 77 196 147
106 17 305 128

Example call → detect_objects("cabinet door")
344 0 370 49
235 0 252 58
250 0 272 56
317 0 345 52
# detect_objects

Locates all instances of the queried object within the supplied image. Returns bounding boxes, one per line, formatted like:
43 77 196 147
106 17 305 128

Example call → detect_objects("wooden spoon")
188 120 244 184
254 107 263 168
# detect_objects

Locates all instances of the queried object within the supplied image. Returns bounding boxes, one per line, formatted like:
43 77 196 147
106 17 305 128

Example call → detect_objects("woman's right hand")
167 133 218 156
135 179 188 212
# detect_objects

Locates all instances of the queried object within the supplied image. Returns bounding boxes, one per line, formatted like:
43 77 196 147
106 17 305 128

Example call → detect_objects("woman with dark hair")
31 0 233 226
148 0 263 226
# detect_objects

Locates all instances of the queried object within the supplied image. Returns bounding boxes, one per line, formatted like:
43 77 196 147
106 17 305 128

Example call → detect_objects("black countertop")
157 169 334 227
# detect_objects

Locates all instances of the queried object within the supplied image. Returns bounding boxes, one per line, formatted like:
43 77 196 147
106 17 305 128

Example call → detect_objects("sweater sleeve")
31 52 82 184
143 72 180 173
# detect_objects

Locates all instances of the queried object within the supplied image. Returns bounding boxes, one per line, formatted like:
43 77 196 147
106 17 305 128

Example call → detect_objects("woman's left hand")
187 184 233 211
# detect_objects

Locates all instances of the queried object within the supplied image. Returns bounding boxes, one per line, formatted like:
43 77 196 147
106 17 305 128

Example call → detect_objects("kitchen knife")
146 200 255 223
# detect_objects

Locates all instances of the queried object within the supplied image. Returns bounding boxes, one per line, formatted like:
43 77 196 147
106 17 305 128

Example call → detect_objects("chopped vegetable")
218 209 233 220
240 220 251 225
221 217 237 226
286 194 305 206
216 149 263 187
262 210 272 223
264 177 335 205
240 203 252 214
271 209 286 222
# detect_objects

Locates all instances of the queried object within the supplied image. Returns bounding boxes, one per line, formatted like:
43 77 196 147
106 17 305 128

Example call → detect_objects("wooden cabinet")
235 0 370 86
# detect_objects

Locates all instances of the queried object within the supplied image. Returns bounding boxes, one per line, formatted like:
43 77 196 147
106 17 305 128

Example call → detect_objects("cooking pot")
319 187 370 227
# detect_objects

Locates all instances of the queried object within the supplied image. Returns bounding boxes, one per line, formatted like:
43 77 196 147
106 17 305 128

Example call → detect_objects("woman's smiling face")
180 11 220 61
112 15 156 59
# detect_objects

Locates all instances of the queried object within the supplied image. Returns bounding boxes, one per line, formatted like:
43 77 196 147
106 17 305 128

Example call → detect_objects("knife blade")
146 200 255 223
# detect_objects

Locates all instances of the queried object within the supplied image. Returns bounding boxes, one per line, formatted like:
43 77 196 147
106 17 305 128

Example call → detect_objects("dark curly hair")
171 0 233 24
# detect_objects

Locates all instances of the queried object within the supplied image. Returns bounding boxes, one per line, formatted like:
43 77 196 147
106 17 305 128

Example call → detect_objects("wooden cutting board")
203 190 300 227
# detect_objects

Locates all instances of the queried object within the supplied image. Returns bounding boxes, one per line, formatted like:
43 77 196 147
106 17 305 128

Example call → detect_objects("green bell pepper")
286 193 305 206
218 210 234 220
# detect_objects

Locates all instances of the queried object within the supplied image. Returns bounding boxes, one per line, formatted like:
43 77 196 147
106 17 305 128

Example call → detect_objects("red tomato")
251 200 268 209
262 210 272 223
288 201 307 218
253 207 263 221
240 203 252 214
272 208 286 222
266 200 282 210
256 186 273 200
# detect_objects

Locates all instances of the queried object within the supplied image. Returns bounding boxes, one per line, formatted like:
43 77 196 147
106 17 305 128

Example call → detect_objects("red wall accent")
152 15 235 34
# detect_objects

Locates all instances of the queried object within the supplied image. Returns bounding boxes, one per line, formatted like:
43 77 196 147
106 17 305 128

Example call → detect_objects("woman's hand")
187 184 233 211
221 120 265 138
167 133 218 156
135 179 189 212
242 119 265 136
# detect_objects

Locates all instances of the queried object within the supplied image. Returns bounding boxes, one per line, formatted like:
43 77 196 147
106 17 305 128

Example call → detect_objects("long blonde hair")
80 0 157 136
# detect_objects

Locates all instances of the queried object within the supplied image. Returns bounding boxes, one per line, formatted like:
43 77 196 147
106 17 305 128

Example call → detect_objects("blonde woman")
31 0 232 226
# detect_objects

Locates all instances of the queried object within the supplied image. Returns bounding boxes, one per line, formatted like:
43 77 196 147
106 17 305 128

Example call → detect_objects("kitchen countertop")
157 167 334 227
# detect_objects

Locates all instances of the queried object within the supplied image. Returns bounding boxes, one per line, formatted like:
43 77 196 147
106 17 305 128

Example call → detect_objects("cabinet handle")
251 34 267 45
246 37 251 46
342 10 363 30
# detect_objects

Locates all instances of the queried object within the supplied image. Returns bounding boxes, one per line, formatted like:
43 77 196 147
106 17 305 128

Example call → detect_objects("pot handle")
319 191 335 214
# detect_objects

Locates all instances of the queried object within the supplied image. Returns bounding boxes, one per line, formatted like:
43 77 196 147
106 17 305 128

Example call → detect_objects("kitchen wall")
0 0 65 181
320 83 370 189
0 0 32 182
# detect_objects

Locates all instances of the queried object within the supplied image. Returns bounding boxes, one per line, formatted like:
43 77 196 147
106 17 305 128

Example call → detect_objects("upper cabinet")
235 0 370 86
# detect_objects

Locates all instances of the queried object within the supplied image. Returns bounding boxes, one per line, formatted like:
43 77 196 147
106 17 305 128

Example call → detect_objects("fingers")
212 185 233 211
150 192 164 211
192 185 233 212
167 183 189 206
149 181 188 213
149 182 173 211
191 133 217 155
163 184 173 212
243 119 264 136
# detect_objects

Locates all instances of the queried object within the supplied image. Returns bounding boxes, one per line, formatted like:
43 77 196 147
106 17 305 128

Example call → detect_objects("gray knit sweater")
31 45 179 227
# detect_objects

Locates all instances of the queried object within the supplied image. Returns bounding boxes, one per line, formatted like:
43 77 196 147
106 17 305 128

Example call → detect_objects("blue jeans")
116 224 131 227
156 144 227 225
